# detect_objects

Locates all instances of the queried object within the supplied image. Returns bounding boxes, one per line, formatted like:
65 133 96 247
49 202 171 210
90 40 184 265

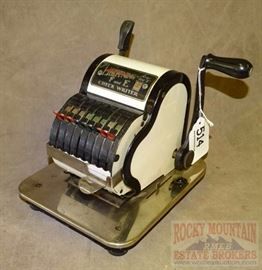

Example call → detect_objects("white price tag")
189 116 210 164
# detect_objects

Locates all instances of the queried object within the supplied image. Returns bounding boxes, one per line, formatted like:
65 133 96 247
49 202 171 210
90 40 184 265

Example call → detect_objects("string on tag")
197 67 214 127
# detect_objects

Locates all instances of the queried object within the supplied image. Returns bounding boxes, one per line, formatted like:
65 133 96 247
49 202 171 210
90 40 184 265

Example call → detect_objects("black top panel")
91 62 158 100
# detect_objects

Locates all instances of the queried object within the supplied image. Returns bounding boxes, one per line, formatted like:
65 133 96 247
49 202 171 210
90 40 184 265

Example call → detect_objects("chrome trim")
46 144 111 188
19 160 206 250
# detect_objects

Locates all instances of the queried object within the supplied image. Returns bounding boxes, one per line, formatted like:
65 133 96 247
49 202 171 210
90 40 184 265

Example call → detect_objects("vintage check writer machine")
19 21 252 255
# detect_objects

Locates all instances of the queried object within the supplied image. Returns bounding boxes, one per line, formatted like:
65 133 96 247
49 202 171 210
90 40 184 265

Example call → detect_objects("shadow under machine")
19 21 252 255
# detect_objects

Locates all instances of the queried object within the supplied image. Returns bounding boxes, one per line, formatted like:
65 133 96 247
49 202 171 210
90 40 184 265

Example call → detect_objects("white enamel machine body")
48 54 191 196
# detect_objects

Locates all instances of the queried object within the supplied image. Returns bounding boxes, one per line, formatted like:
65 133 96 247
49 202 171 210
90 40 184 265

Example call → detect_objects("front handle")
205 54 253 79
118 20 135 56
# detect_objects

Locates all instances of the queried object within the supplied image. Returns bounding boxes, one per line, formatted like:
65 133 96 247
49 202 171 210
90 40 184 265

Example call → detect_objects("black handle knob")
205 54 253 79
118 20 135 56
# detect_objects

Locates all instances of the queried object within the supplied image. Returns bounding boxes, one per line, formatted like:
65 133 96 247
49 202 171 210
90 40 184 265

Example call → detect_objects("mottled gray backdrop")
0 1 261 269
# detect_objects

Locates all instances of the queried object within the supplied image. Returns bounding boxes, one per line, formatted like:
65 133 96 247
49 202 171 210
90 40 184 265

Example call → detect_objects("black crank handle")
204 54 253 79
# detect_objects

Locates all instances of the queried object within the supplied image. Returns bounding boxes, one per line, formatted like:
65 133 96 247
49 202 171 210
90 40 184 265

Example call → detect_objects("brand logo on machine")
171 221 258 267
92 62 157 100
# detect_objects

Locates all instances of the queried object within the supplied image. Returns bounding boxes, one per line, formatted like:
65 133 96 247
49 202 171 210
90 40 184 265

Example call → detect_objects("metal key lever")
118 20 135 57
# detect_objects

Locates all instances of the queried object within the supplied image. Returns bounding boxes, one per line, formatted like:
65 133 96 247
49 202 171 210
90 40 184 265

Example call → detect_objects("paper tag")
189 116 209 164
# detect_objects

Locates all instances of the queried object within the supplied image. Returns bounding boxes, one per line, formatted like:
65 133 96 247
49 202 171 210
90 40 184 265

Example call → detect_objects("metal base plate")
19 160 206 250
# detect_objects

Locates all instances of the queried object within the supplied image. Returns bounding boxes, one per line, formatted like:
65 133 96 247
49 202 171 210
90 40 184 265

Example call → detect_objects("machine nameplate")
91 62 157 100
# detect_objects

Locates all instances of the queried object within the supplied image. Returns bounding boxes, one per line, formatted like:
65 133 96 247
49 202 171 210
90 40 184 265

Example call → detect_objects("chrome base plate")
19 160 206 250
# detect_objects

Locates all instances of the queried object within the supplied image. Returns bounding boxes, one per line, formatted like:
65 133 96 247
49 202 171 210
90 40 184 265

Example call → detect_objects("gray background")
0 1 261 269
